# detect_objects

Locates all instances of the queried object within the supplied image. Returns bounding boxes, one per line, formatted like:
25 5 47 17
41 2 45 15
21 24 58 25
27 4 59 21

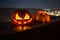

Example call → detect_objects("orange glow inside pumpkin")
15 13 30 20
12 12 32 25
24 13 30 19
15 13 22 20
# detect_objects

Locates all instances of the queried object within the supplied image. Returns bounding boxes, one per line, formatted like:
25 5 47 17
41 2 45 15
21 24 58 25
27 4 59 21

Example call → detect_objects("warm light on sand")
13 26 31 32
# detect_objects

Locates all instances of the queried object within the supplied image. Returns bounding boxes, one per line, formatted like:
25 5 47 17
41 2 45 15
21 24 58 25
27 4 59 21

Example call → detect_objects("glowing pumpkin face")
11 9 32 25
34 10 50 23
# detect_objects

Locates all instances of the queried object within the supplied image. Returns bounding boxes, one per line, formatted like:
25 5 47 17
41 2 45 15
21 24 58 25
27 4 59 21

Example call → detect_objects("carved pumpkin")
11 9 32 25
34 10 50 23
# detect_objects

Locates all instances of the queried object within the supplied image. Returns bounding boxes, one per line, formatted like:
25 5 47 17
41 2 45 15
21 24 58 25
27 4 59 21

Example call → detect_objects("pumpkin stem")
40 13 43 16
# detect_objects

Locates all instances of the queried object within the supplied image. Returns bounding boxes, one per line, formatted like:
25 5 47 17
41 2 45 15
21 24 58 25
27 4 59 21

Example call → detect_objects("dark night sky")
0 0 60 9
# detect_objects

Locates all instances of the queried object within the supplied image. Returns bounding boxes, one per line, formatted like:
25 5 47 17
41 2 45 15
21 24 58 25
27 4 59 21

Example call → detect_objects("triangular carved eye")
23 13 30 19
15 13 22 20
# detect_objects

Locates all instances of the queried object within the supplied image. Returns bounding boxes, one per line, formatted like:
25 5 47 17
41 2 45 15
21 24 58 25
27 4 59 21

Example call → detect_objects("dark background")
0 0 60 9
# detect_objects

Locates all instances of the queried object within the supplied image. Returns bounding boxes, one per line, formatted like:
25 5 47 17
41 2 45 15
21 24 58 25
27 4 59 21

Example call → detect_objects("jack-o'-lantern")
11 9 32 25
34 10 50 23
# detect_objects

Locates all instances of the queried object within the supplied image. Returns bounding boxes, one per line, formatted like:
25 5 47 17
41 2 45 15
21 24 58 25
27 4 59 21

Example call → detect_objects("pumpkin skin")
11 9 32 25
34 10 50 23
